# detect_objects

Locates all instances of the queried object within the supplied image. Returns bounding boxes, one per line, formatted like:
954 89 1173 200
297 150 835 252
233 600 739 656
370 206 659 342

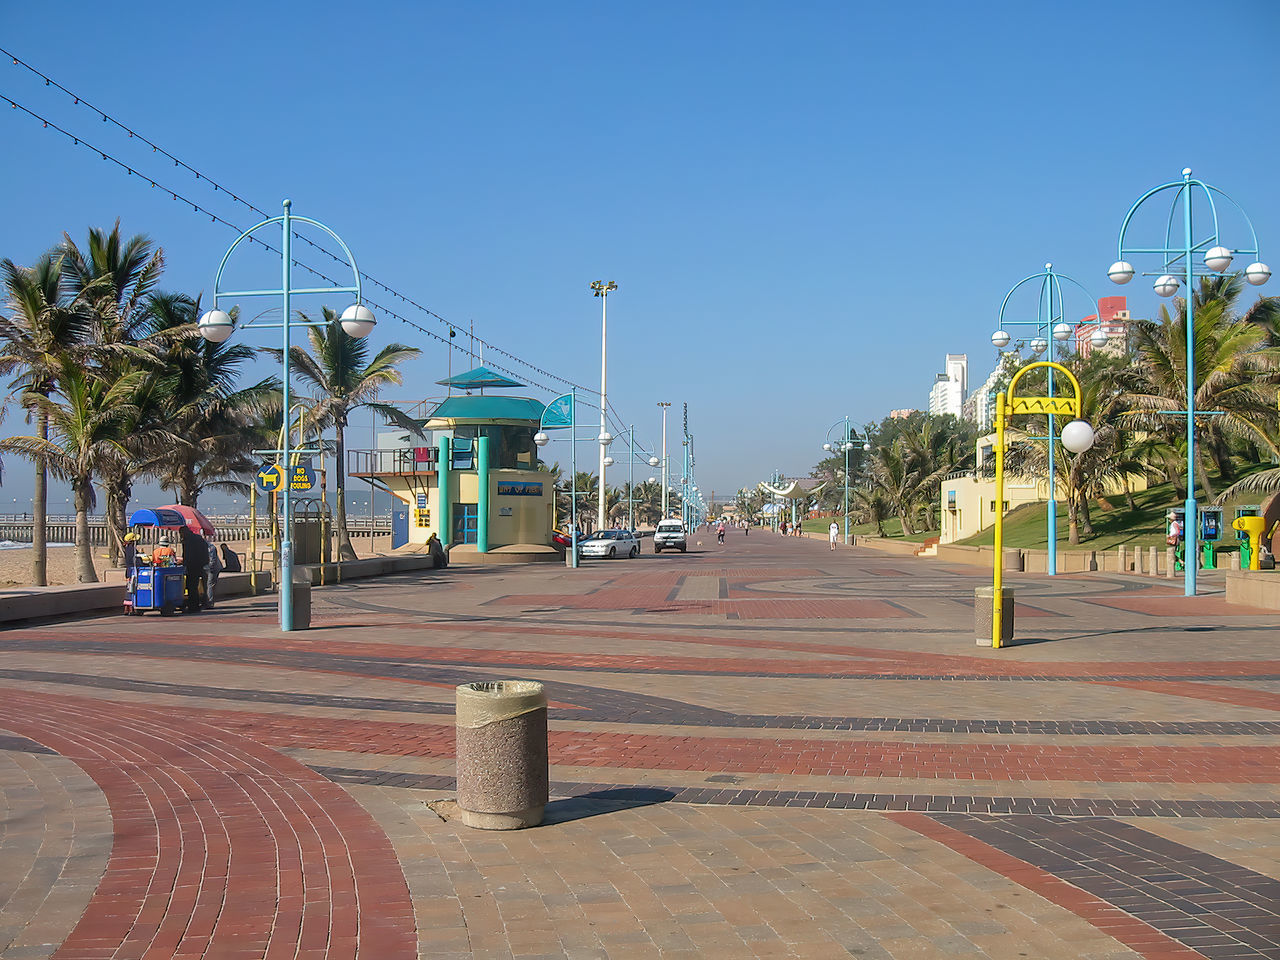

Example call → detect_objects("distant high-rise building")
1076 296 1132 358
928 354 967 418
889 408 917 420
967 353 1017 431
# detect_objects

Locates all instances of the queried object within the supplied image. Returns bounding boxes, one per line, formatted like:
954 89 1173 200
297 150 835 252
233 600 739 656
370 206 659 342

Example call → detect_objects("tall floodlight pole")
1107 169 1270 596
657 402 671 517
591 281 616 531
197 200 374 632
990 263 1102 576
822 416 864 545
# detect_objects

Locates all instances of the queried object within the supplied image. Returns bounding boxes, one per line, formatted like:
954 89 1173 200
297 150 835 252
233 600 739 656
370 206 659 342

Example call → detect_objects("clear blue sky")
3 0 1279 510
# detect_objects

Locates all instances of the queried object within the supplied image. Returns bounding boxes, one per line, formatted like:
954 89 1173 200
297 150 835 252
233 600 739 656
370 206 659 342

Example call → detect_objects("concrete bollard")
455 680 549 830
1087 550 1098 572
1117 545 1127 572
1003 548 1023 572
974 586 1015 647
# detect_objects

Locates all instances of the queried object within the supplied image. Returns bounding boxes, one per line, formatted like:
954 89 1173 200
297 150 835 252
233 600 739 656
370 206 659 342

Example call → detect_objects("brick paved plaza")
1 531 1278 959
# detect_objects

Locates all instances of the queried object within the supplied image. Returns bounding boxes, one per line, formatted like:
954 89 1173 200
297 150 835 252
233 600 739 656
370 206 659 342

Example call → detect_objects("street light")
656 402 671 517
198 199 371 632
822 416 865 545
989 263 1103 576
534 390 579 568
591 280 617 532
1108 168 1269 596
990 361 1094 648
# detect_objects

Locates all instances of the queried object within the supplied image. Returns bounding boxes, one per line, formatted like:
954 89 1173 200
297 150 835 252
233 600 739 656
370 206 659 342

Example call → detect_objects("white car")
652 520 687 553
578 529 641 559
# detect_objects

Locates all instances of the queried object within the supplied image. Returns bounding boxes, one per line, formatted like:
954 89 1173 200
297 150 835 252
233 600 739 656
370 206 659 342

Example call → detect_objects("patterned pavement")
0 530 1278 958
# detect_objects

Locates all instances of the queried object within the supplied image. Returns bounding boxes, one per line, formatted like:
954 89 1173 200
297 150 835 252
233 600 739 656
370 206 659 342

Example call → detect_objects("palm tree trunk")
181 461 199 507
1080 495 1094 535
73 476 98 583
1067 491 1081 545
32 408 48 586
899 507 915 537
335 419 357 561
1195 450 1217 501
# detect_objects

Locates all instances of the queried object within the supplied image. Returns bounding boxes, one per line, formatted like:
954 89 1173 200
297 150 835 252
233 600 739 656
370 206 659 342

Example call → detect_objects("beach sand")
0 536 395 587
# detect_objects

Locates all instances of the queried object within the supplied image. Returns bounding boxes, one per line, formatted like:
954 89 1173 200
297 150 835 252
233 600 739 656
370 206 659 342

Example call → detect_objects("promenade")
1 530 1277 960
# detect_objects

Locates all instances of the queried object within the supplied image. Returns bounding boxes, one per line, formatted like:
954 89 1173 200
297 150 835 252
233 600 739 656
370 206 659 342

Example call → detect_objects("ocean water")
0 541 76 550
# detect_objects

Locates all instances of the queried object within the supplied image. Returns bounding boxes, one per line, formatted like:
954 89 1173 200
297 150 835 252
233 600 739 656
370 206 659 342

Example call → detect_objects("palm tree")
0 362 145 581
277 310 421 560
0 254 88 585
864 436 924 536
1120 275 1280 500
570 471 599 530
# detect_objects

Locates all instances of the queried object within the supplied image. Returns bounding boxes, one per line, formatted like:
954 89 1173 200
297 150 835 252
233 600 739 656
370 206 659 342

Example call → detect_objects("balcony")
348 447 438 478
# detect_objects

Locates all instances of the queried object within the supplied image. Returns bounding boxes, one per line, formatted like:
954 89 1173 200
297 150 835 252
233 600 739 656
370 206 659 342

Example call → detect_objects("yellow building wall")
384 468 554 547
940 472 1149 544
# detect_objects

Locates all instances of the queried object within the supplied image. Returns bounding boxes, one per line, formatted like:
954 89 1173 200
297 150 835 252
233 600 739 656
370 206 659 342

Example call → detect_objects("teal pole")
570 389 579 568
477 435 490 552
627 425 635 530
279 201 294 631
438 437 452 546
1045 270 1058 577
1182 172 1198 597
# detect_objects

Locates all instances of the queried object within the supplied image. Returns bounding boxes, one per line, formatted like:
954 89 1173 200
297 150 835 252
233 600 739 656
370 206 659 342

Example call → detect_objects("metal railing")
348 447 439 476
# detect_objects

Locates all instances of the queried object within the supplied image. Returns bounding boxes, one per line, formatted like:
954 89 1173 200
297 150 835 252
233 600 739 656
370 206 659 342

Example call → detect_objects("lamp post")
822 416 865 545
990 361 1094 647
534 390 579 568
1107 168 1269 596
990 263 1102 576
657 401 671 518
591 281 616 532
198 199 373 632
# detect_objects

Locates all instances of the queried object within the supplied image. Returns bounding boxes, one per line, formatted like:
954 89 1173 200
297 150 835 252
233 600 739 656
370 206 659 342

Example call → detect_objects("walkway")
0 530 1277 958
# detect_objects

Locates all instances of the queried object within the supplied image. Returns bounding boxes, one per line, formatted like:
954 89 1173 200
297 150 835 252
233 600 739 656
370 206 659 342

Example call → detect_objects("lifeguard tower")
348 366 560 563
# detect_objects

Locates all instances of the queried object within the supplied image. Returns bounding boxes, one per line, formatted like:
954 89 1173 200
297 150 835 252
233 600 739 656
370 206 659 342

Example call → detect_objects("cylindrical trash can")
456 680 548 830
974 586 1015 647
282 570 312 629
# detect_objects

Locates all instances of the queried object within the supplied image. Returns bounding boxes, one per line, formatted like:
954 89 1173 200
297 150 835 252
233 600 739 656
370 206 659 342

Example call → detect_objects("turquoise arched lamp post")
991 263 1102 576
1107 169 1270 597
198 200 373 632
535 390 579 567
822 416 866 545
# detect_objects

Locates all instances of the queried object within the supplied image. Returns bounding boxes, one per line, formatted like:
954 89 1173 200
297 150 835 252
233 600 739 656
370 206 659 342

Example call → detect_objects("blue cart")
127 565 186 616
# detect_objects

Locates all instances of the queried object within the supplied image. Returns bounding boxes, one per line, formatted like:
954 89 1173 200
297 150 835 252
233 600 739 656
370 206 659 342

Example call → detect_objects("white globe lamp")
603 456 614 467
1060 419 1096 454
1030 337 1048 355
1052 322 1073 341
1153 275 1180 297
533 431 550 447
598 431 612 446
823 442 832 452
339 304 376 338
1090 326 1110 348
197 309 234 343
1245 262 1272 285
1204 246 1234 273
991 330 1011 348
648 456 659 467
1108 261 1135 284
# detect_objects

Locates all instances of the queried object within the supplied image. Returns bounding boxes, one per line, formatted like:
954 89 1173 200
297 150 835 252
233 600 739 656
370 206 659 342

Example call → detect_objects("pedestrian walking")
829 521 839 550
179 527 209 612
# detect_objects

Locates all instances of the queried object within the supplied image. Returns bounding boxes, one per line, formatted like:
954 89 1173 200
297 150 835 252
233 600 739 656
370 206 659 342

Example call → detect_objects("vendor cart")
122 506 217 616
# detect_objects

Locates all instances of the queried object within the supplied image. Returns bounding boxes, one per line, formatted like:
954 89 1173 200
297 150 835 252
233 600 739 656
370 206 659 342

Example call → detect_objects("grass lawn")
800 516 939 542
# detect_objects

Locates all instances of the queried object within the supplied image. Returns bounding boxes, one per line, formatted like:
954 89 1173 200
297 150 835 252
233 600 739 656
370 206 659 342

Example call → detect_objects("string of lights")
1 45 592 395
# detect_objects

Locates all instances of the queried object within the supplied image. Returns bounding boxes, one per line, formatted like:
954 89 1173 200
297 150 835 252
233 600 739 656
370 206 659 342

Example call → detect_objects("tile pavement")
0 529 1277 958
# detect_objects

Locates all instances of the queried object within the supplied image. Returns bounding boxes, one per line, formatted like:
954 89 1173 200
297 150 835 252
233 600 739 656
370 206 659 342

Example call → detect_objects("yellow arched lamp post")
988 361 1095 648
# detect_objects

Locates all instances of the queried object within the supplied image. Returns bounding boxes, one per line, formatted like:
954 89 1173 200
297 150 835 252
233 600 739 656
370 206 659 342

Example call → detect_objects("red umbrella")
158 504 216 537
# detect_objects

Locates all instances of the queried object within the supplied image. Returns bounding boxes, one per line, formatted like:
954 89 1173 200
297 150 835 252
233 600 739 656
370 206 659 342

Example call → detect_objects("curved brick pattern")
0 748 111 960
0 694 415 959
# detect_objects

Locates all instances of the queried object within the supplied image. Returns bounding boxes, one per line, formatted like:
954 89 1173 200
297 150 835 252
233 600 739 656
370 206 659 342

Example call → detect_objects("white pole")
660 404 669 517
598 290 608 532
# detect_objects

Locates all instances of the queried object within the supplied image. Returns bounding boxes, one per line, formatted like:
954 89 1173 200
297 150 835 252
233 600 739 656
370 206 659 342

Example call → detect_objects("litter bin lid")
456 680 546 729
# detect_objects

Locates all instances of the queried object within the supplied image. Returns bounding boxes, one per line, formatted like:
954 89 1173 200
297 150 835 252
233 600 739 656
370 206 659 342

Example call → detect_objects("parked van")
653 520 687 553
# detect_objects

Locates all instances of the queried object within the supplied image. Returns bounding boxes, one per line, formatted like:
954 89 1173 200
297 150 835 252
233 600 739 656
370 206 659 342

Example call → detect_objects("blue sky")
3 0 1279 509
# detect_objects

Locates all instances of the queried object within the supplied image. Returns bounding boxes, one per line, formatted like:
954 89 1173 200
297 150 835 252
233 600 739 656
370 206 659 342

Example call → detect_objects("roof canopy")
427 395 546 424
435 365 524 389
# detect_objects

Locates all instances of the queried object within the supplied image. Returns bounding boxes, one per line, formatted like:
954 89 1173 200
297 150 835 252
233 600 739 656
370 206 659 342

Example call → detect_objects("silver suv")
653 520 687 553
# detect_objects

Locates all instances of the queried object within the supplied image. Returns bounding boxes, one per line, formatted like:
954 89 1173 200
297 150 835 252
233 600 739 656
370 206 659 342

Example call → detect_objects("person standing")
179 527 209 612
205 535 223 608
151 536 177 565
829 520 840 550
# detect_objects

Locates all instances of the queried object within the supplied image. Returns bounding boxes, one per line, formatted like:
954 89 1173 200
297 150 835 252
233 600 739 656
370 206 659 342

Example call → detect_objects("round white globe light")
1204 245 1234 273
692 485 698 492
648 477 656 484
197 309 234 343
1108 261 1135 284
823 442 832 451
339 304 377 338
648 456 659 466
598 431 612 445
533 431 549 447
603 456 614 467
1060 419 1095 454
991 330 1011 348
1030 337 1048 355
1090 326 1110 347
1153 275 1180 297
1052 322 1073 342
1245 262 1272 285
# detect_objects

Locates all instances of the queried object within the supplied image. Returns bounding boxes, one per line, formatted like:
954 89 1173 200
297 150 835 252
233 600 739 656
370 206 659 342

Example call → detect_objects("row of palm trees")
804 275 1280 543
1 223 421 583
548 469 676 530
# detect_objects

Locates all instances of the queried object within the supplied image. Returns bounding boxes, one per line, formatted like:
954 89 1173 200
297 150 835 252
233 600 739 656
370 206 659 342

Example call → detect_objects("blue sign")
288 464 317 492
541 393 574 428
255 463 284 494
497 481 543 497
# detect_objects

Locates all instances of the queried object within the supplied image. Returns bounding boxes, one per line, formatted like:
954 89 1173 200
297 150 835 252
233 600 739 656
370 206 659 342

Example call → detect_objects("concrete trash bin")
456 680 549 830
973 586 1015 647
282 575 312 629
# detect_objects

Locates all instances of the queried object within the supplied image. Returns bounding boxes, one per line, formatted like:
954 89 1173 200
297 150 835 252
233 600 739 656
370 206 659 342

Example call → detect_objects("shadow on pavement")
542 786 677 824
